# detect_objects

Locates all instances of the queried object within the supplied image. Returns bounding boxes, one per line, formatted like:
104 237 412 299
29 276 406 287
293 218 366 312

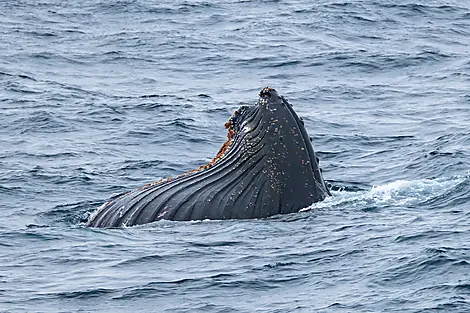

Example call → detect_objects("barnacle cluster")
259 86 275 97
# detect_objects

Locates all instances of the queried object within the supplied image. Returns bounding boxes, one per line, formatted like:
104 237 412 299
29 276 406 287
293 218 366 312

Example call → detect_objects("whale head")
86 87 330 227
218 87 330 215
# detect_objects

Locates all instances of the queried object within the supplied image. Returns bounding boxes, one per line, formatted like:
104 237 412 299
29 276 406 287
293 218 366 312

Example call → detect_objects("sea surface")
1 0 470 312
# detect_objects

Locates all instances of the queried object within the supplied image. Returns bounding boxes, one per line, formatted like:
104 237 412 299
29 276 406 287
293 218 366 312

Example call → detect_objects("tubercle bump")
259 87 275 98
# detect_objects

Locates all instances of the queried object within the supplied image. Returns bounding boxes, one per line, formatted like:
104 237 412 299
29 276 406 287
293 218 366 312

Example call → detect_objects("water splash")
303 175 468 212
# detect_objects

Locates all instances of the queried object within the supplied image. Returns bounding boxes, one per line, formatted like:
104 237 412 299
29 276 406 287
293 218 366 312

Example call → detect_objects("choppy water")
1 0 470 312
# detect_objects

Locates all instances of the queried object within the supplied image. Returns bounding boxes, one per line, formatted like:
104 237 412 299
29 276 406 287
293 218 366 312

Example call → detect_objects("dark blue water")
1 0 470 312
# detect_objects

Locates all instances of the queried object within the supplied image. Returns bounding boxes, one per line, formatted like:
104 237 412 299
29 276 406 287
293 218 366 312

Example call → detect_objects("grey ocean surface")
1 0 470 312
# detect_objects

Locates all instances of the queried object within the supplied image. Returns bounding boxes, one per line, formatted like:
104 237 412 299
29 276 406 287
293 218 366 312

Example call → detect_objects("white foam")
301 175 467 212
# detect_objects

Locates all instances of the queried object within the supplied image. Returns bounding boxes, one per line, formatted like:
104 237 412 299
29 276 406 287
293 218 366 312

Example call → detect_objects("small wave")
120 159 164 171
377 247 470 287
27 51 86 65
5 230 63 242
134 102 174 111
17 74 37 81
395 230 462 243
137 94 184 100
161 118 198 130
322 134 415 145
0 71 13 77
418 175 470 209
0 185 22 195
112 273 235 300
25 30 57 37
204 107 231 114
29 171 93 186
197 93 211 98
37 200 101 226
125 129 157 137
188 240 242 247
112 254 165 268
379 3 465 15
40 288 114 300
327 180 370 192
180 2 216 9
11 111 76 134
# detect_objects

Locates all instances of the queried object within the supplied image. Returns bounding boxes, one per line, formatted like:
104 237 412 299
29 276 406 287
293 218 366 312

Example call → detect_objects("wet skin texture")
87 88 330 227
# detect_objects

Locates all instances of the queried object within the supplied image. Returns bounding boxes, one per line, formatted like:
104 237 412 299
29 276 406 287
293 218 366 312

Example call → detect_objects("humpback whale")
87 87 330 227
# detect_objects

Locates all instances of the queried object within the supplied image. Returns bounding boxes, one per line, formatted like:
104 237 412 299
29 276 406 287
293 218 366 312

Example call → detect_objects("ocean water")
1 0 470 312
